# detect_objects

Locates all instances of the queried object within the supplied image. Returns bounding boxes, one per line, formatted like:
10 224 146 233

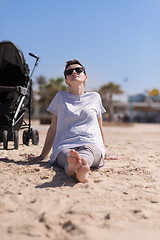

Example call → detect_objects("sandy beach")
0 122 160 240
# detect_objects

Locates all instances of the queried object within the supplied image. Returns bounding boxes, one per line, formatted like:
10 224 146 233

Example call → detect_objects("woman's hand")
27 154 45 163
105 154 119 160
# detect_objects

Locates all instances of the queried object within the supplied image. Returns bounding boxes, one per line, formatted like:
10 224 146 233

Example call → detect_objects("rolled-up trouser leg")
56 144 103 174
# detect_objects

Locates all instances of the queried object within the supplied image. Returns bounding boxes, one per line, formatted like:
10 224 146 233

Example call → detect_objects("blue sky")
1 0 160 100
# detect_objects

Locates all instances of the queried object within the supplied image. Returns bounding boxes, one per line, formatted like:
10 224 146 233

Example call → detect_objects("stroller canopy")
0 41 29 86
0 41 26 74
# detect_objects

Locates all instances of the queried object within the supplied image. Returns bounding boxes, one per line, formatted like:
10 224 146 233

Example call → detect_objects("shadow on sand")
35 166 77 188
0 157 77 188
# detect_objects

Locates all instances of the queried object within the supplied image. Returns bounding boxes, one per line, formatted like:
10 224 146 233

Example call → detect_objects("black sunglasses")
65 67 84 76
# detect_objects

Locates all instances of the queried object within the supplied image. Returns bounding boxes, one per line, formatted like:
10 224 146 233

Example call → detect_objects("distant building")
113 93 160 123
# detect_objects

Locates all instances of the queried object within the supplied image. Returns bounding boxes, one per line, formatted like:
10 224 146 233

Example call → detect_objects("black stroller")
0 41 39 149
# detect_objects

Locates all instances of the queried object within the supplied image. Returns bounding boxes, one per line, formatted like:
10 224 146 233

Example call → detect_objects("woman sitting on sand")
32 59 107 183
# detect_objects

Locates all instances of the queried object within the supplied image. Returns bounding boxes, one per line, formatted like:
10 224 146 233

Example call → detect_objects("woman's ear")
84 75 87 84
65 79 69 86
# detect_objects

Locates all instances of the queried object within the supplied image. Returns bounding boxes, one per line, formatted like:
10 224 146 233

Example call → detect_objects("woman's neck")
69 85 85 95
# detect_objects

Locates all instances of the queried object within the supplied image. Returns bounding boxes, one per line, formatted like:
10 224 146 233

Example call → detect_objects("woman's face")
65 64 87 86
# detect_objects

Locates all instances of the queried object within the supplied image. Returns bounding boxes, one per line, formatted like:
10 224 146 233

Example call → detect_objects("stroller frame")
0 41 40 149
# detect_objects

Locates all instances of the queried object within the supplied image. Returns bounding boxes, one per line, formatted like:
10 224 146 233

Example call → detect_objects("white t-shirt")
47 91 106 163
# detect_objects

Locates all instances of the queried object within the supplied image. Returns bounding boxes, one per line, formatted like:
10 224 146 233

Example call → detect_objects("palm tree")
99 82 123 122
45 77 67 105
37 76 67 113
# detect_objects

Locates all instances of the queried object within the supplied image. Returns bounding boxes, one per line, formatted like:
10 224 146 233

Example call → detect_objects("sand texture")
0 122 160 240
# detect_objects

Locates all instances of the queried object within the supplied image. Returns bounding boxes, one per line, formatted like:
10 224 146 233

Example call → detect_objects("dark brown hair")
64 59 86 79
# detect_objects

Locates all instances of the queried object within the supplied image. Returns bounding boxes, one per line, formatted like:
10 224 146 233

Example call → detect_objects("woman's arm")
98 116 108 158
40 113 57 158
98 116 119 160
98 115 106 148
28 113 57 161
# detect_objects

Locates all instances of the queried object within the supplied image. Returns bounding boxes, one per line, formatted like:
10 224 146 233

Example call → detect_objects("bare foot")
76 158 90 183
66 150 81 177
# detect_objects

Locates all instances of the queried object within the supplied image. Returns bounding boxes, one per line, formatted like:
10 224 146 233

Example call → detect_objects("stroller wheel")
3 130 8 150
23 130 30 146
14 131 19 149
32 129 39 146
